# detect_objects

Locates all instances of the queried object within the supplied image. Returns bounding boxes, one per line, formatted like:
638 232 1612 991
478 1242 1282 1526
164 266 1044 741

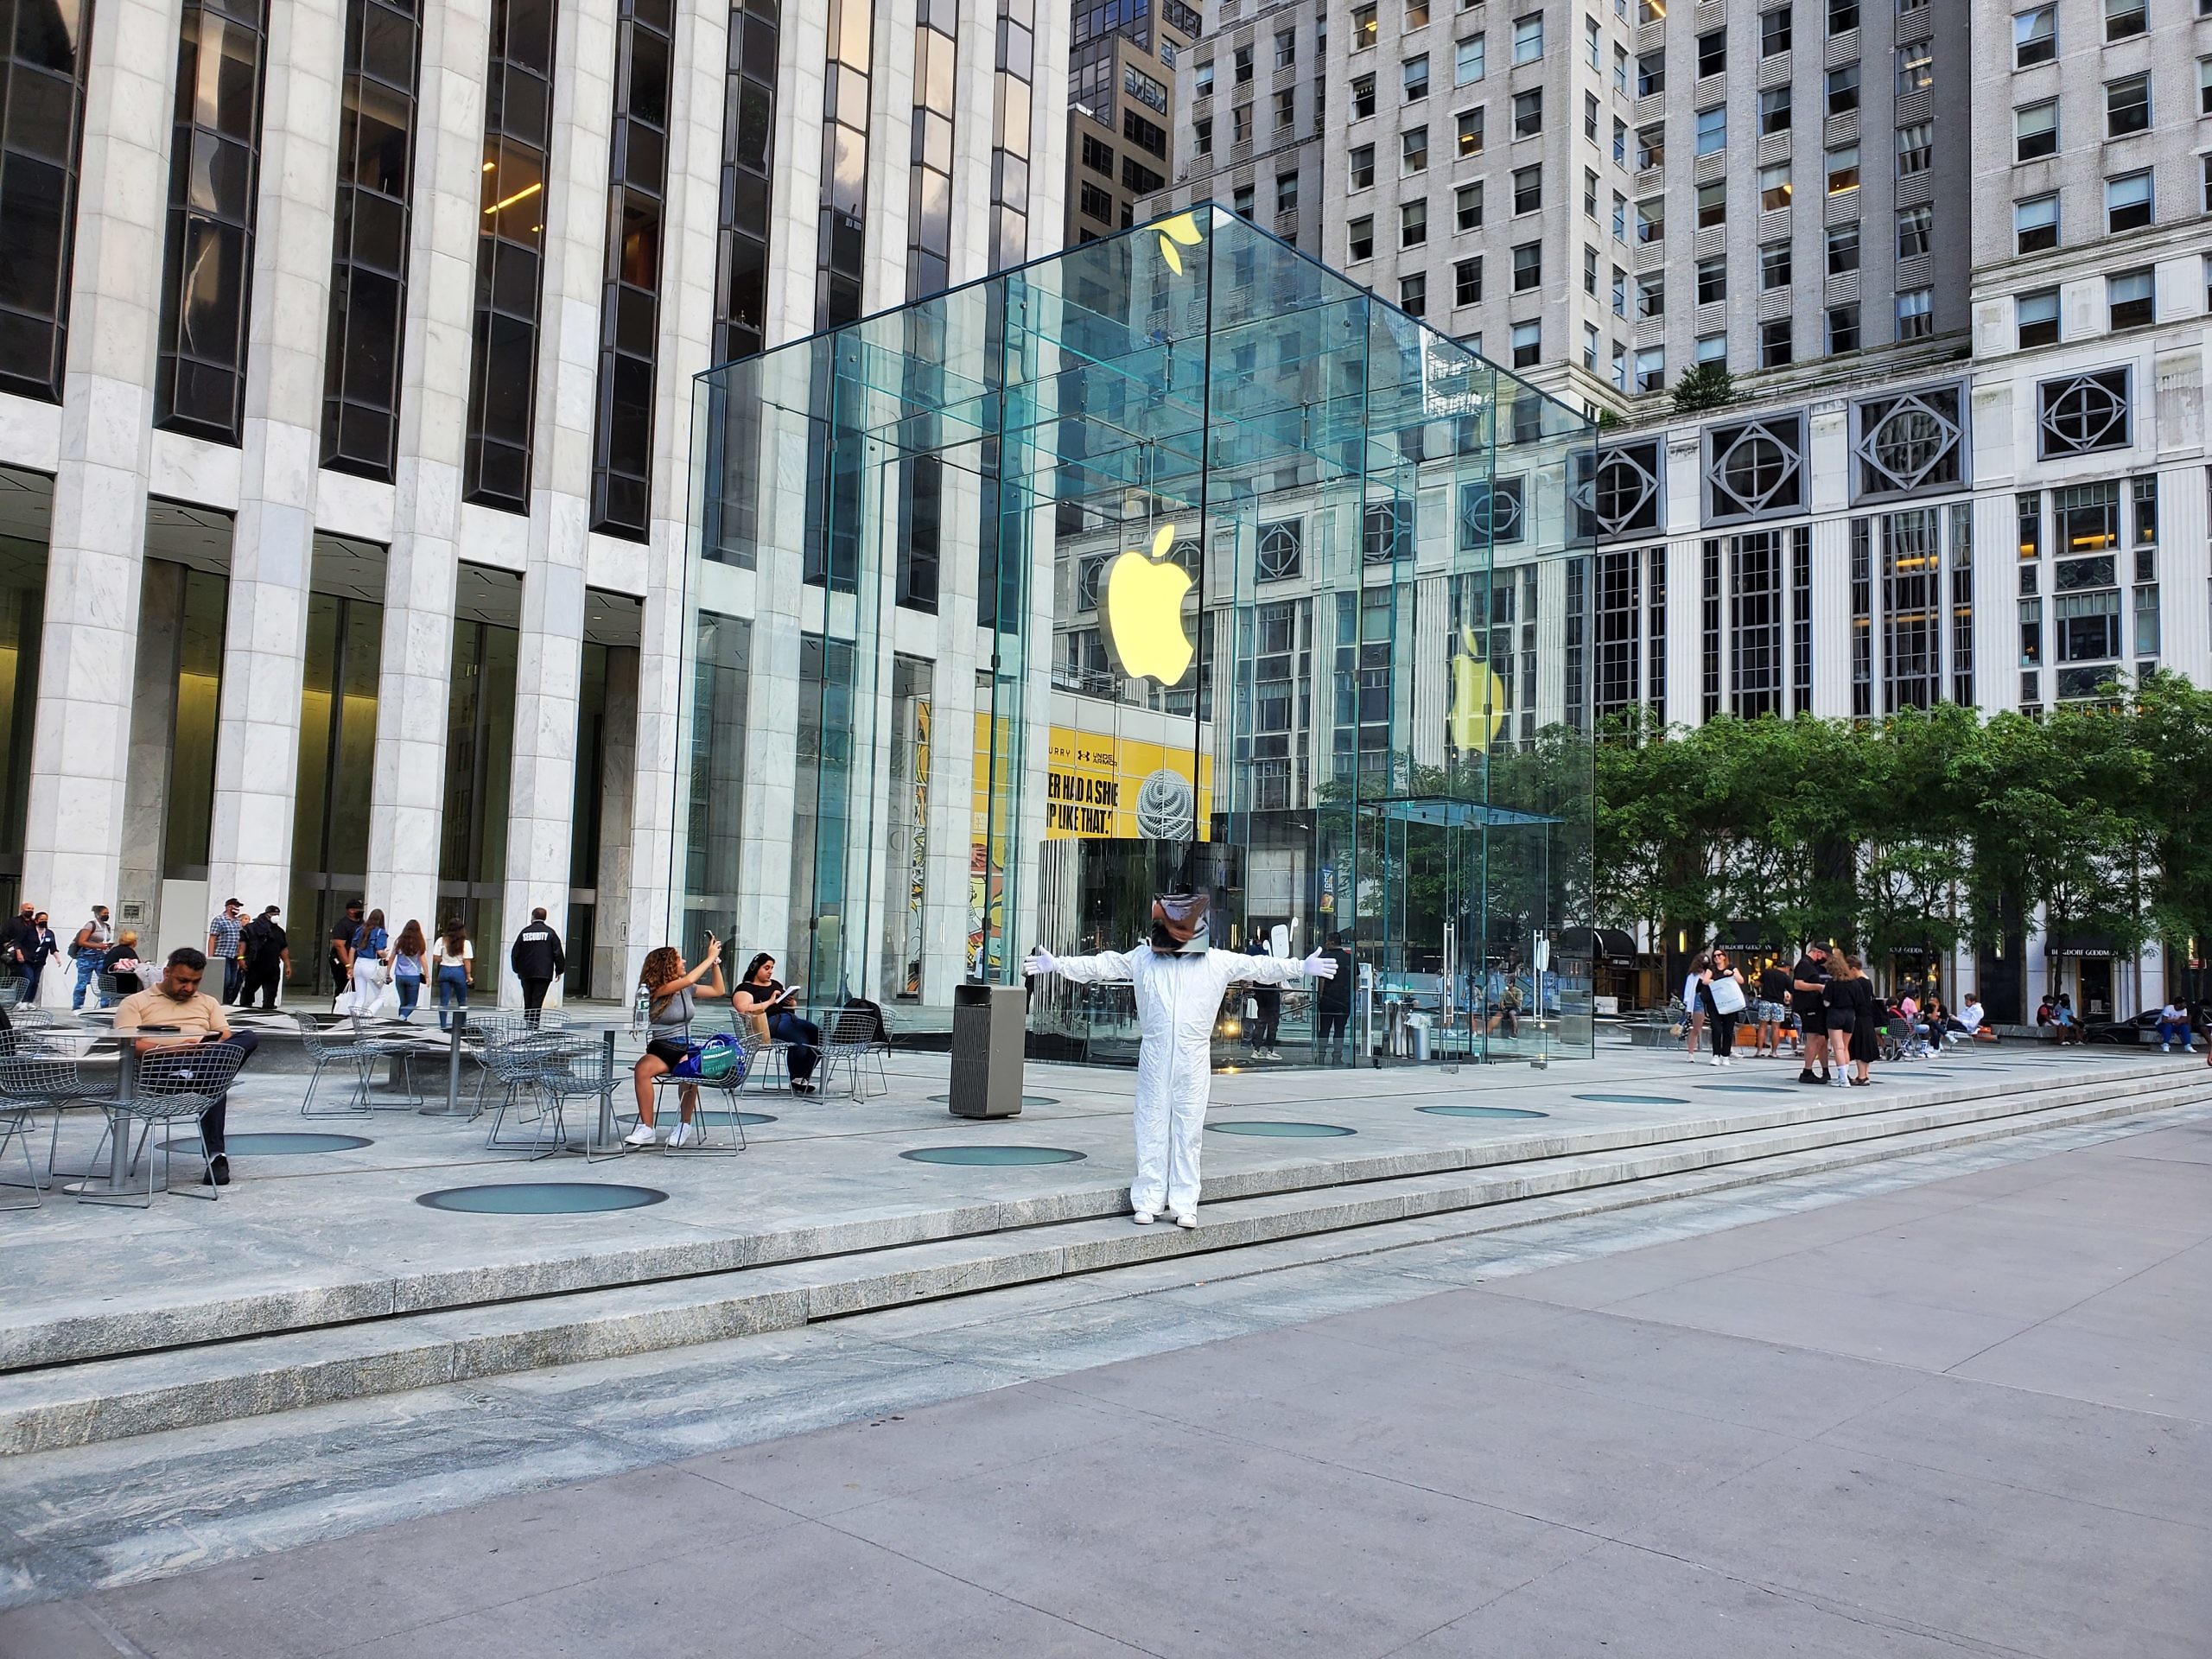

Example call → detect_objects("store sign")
1100 523 1196 684
1043 728 1211 841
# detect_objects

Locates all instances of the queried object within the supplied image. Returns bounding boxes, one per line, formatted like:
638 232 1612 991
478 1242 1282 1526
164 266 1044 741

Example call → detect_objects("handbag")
671 1033 743 1081
1708 974 1745 1015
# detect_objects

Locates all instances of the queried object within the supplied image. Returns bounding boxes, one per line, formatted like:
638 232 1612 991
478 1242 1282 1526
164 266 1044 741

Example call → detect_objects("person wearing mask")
390 920 430 1020
510 908 565 1018
349 907 391 1012
1824 955 1879 1087
237 906 290 1009
1698 948 1747 1067
1243 935 1283 1061
626 937 726 1147
16 911 55 1004
2155 998 2197 1053
114 947 262 1186
2052 993 2082 1046
4 901 35 1000
1680 951 1709 1062
1790 942 1834 1084
733 952 822 1092
1756 957 1794 1058
207 898 248 1003
1314 931 1354 1064
70 905 115 1009
329 899 364 996
102 931 146 996
433 919 473 1032
1025 892 1338 1229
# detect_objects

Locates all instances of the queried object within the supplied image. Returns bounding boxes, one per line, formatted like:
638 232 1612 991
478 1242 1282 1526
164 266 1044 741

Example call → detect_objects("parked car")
2082 1010 2164 1045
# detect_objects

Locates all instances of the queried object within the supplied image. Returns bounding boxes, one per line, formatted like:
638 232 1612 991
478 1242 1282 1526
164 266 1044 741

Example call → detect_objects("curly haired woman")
627 935 725 1147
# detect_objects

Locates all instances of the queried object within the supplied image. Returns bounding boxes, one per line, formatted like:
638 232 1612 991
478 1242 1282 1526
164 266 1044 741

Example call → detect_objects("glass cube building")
680 206 1598 1069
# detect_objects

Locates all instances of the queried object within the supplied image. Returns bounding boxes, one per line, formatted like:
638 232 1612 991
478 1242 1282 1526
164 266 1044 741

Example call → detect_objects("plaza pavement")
0 1090 2204 1656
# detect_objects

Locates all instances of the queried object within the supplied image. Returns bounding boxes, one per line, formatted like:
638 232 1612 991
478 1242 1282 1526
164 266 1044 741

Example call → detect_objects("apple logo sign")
1101 522 1194 685
1135 768 1195 841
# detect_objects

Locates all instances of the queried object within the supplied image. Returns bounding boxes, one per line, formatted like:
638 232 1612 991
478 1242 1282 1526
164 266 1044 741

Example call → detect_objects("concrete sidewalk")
3 1109 2205 1656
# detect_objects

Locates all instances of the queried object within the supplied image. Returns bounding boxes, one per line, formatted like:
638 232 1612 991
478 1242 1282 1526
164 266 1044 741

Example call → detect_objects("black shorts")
1796 1008 1827 1034
1823 1008 1854 1035
645 1038 690 1067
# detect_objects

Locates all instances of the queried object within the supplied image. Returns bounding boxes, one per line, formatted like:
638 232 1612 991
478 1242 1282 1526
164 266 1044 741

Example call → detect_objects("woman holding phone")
626 934 725 1147
733 951 821 1093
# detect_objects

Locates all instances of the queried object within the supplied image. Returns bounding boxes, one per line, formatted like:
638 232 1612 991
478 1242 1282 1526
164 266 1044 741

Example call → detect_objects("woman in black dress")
1822 955 1879 1087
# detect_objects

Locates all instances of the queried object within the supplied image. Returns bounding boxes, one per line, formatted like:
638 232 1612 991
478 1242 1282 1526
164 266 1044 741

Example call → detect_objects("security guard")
509 907 567 1018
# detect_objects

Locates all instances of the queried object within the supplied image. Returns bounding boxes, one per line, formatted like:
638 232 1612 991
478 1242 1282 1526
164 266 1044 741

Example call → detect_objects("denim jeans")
2157 1019 2193 1047
72 954 100 1009
435 966 468 1031
396 972 422 1019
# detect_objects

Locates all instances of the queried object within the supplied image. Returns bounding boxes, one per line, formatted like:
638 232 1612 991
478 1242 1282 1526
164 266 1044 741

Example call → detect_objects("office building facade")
1066 0 1205 243
0 0 1065 1000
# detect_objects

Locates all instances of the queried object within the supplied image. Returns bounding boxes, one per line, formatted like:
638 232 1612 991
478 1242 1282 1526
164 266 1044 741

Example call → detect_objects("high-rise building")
0 0 1066 997
1161 0 2210 1020
1066 0 1205 243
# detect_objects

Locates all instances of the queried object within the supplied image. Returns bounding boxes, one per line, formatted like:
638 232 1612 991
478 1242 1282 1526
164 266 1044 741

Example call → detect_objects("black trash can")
948 982 1027 1117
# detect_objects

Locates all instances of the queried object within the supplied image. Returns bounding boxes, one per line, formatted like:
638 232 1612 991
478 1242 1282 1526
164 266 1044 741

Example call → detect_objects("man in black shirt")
238 906 289 1009
1757 957 1795 1057
329 899 363 995
1790 943 1833 1084
511 908 566 1019
1313 931 1355 1064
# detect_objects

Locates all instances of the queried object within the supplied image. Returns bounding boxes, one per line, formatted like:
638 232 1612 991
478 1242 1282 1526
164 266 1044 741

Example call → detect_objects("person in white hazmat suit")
1025 893 1338 1229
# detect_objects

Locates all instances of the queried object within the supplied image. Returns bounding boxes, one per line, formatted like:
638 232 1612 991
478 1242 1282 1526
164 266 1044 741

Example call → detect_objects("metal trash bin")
948 982 1027 1117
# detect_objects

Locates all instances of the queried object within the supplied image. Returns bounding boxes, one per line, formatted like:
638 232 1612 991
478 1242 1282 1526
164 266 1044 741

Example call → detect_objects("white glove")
1024 950 1058 976
1300 950 1338 981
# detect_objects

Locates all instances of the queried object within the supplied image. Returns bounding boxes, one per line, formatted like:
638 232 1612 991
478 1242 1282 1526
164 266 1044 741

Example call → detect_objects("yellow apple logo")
1102 523 1195 685
1447 625 1507 753
1154 211 1205 274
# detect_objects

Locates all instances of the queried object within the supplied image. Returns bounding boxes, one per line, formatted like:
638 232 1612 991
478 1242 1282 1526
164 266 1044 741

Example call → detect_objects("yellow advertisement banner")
968 716 1214 842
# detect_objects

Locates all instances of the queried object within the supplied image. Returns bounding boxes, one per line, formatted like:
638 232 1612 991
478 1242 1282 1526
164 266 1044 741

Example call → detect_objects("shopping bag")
671 1034 742 1081
1709 976 1745 1016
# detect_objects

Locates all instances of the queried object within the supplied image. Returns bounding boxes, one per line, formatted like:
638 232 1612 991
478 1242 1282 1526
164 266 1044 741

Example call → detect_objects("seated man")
2155 999 2197 1053
114 947 260 1186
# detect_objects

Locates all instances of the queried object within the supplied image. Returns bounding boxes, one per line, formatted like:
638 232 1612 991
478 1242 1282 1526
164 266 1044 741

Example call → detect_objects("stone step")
4 1059 2188 1375
2 1069 2199 1456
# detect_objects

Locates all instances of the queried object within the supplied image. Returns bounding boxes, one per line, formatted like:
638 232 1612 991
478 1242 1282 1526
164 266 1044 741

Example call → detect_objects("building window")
1122 108 1166 157
1895 286 1932 340
1760 240 1791 289
1637 270 1663 317
1758 162 1791 212
2106 73 2150 138
1275 171 1299 217
1273 86 1296 132
2107 268 2154 330
1349 144 1374 188
1583 166 1599 218
1696 257 1726 304
1458 106 1485 155
2037 369 2132 458
1078 181 1112 223
1234 42 1253 81
1697 181 1726 227
1275 27 1298 69
1761 6 1792 55
2013 194 2057 255
1511 318 1541 367
1456 181 1484 229
1255 520 1304 582
1895 39 1931 96
1513 240 1542 291
2105 0 2145 40
1512 87 1542 137
1827 304 1860 352
1403 125 1429 171
1827 222 1859 273
815 0 874 328
2105 171 2152 234
1827 144 1859 193
1853 384 1963 498
1827 61 1859 114
1637 49 1664 95
320 0 423 480
1758 86 1792 135
1637 195 1663 243
1633 345 1664 392
1705 413 1806 523
1729 529 1789 717
1895 122 1930 177
1352 73 1376 118
1876 508 1945 712
2014 4 2055 65
2202 55 2212 118
1348 216 1373 260
1895 204 1931 260
1193 117 1212 154
1455 256 1483 305
1403 52 1429 100
1759 318 1792 367
1512 10 1543 62
156 0 271 445
2016 288 2059 348
1697 28 1726 77
463 0 556 508
2014 100 2056 162
1584 91 1599 140
1402 199 1427 247
0 0 97 402
1636 124 1664 170
1400 271 1427 315
1514 163 1541 213
1588 439 1664 537
1456 33 1485 81
1352 3 1377 48
1695 105 1726 156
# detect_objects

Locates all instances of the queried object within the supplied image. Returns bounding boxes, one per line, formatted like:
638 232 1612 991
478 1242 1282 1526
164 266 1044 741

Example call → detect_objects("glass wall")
436 564 519 950
0 479 48 912
683 206 1595 1068
289 538 385 992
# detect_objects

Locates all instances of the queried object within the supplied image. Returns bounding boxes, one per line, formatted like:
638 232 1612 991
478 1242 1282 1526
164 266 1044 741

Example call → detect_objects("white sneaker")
1132 1210 1155 1225
668 1122 696 1148
2161 1042 2171 1052
1711 1056 1723 1066
623 1123 658 1147
1174 1211 1198 1230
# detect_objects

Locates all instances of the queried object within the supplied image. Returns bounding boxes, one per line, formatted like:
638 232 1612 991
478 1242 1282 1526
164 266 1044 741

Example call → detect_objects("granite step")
1 1068 2198 1456
3 1060 2190 1377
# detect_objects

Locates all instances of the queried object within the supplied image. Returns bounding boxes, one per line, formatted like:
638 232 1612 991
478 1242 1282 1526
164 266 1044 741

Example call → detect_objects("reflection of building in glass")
686 206 1599 1068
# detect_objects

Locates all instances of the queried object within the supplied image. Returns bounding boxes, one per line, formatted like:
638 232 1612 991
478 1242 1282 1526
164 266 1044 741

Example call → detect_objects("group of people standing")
1681 943 1986 1088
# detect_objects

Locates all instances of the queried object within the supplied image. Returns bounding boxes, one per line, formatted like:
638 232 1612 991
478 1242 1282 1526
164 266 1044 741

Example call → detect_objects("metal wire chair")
293 1011 372 1116
346 1013 426 1109
79 1042 249 1207
817 1007 884 1102
480 1029 571 1154
0 1051 84 1208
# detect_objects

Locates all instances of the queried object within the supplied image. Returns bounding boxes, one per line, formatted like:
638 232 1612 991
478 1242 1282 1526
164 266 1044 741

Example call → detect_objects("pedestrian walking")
391 919 429 1020
348 907 391 1012
1244 934 1283 1060
1790 942 1834 1084
17 911 55 1004
1699 948 1746 1066
237 906 289 1008
328 899 364 995
433 918 473 1031
206 898 247 1003
1313 931 1353 1063
69 905 114 1009
1681 951 1709 1061
5 902 36 999
510 908 565 1018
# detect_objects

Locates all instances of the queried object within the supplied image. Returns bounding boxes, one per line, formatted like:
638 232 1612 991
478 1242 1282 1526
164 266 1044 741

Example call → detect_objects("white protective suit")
1044 945 1319 1218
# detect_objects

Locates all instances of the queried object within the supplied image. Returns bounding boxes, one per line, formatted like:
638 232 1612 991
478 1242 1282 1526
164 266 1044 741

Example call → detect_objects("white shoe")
668 1122 696 1148
2161 1042 2171 1052
1174 1212 1198 1230
1711 1056 1723 1066
1132 1210 1155 1225
623 1123 658 1147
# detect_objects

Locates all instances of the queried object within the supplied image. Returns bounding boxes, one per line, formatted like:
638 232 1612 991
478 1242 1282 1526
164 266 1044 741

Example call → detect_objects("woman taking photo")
1698 947 1747 1067
627 936 725 1147
391 920 429 1020
1824 955 1879 1087
734 951 823 1093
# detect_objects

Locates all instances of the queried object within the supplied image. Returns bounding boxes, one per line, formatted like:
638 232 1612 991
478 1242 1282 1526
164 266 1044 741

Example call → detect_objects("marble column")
495 0 615 1007
365 0 492 932
592 644 638 993
205 0 345 914
19 0 182 931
